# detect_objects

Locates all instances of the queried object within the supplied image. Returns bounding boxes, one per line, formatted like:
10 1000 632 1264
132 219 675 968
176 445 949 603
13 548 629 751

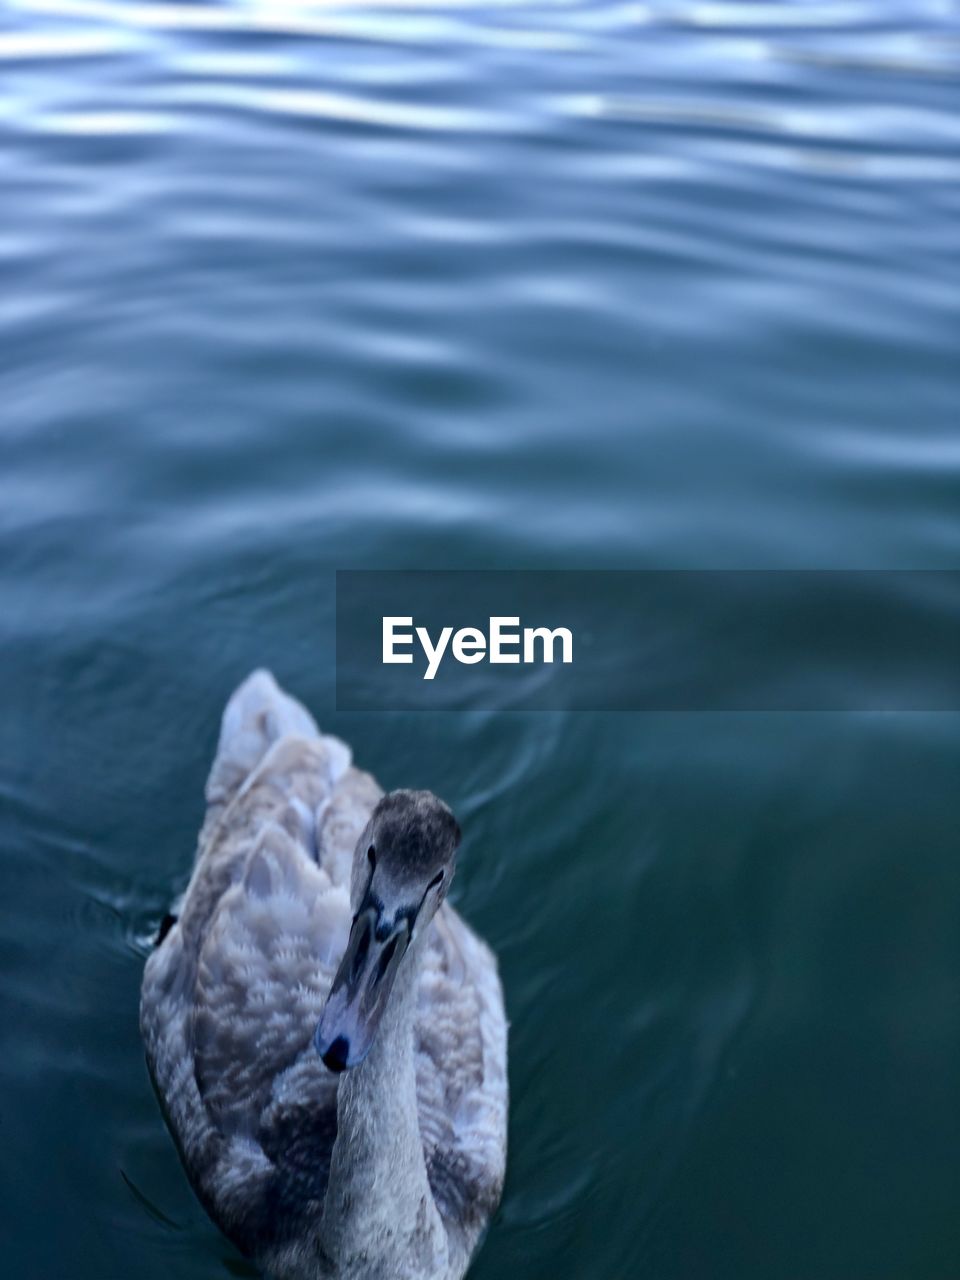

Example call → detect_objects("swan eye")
367 845 376 868
428 870 444 891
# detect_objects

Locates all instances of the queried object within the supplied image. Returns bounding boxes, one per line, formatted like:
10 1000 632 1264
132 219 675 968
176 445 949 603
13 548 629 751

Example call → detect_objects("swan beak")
315 907 410 1073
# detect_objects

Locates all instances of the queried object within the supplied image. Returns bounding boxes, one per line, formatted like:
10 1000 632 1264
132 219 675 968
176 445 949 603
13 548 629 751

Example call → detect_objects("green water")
1 0 959 1276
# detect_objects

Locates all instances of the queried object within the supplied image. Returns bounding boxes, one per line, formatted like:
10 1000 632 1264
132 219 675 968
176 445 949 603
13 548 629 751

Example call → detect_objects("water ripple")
155 80 523 133
0 28 134 60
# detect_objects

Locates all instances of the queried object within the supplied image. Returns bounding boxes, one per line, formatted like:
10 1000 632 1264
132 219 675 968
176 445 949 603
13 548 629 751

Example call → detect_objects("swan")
140 670 508 1280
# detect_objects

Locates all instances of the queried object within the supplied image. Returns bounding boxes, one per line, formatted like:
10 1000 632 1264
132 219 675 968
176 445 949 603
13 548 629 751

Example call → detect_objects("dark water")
2 0 959 1276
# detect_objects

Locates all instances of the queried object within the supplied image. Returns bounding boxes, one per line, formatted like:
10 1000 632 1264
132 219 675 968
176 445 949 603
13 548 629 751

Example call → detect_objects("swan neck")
319 929 446 1278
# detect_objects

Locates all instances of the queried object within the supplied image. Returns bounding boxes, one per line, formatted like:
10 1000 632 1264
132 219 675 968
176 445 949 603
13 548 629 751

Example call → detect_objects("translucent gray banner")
335 570 960 711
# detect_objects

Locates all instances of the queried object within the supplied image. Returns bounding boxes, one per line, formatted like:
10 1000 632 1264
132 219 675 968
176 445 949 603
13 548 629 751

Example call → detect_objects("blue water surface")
1 0 959 1276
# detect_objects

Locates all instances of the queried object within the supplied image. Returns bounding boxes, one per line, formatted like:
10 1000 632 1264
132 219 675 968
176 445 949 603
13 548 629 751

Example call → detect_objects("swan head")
315 789 460 1073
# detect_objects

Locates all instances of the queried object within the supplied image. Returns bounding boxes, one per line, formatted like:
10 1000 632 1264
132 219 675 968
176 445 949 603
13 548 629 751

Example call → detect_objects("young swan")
312 791 465 1280
142 674 506 1280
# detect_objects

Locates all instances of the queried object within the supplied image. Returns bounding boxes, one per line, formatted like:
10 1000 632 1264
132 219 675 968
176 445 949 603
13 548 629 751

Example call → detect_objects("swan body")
140 671 508 1279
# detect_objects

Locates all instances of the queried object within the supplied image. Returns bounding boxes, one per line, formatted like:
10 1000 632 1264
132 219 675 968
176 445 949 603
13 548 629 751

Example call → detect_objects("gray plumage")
140 671 508 1280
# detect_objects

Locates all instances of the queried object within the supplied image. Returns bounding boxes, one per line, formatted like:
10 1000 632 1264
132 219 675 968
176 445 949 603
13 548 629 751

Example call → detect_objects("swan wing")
140 673 380 1256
